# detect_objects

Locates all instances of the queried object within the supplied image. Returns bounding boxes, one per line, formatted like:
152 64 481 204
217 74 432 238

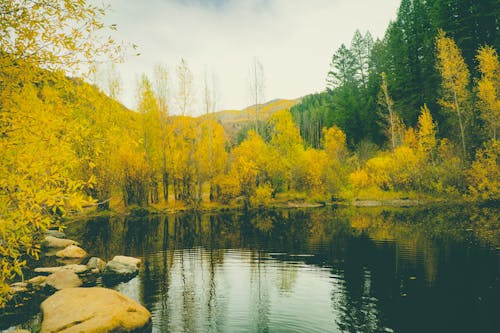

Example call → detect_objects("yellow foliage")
323 125 347 160
250 183 274 207
435 29 470 156
349 169 370 189
417 104 437 158
297 149 329 193
467 140 500 201
476 45 500 140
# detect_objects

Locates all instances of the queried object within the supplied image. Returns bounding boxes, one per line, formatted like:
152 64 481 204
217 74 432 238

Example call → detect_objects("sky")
103 0 401 114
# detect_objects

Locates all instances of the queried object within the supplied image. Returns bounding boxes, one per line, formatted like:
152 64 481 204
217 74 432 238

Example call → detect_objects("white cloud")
103 0 400 113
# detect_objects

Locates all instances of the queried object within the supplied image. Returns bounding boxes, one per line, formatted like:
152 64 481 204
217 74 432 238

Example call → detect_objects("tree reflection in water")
62 205 498 333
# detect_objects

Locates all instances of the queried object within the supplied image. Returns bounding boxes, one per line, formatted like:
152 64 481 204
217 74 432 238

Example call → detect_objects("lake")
2 205 499 332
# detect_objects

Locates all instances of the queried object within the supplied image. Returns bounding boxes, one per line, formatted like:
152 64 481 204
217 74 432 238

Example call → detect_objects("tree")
379 72 403 151
249 57 265 135
436 29 471 158
0 0 120 306
136 74 162 204
350 30 373 88
176 58 194 116
476 46 500 141
153 64 171 202
326 44 356 89
417 104 438 160
0 0 122 72
202 70 223 200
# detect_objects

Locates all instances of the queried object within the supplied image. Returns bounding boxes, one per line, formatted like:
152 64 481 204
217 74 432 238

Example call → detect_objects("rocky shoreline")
2 231 151 333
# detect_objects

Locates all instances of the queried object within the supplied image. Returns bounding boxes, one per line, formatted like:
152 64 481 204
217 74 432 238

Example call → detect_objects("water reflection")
4 205 497 332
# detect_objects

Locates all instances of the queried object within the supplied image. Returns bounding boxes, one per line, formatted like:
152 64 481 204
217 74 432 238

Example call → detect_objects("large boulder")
40 287 151 333
55 245 88 259
43 236 78 248
102 255 141 285
46 270 82 290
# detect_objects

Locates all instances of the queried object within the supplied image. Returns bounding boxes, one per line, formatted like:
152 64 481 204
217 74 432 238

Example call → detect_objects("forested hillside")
292 0 499 150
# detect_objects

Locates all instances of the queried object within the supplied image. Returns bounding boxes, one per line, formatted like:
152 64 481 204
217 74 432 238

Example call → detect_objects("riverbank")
65 189 478 224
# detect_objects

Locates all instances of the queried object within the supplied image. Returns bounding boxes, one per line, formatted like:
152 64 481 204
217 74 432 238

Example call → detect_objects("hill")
200 98 300 143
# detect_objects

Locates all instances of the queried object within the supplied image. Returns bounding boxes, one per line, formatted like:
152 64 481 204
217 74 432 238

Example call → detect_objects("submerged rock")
43 236 78 248
45 229 66 239
40 287 151 333
55 245 88 259
46 270 82 290
102 255 141 285
4 276 48 313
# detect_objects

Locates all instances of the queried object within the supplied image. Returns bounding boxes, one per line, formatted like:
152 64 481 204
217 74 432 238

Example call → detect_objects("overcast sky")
103 0 401 113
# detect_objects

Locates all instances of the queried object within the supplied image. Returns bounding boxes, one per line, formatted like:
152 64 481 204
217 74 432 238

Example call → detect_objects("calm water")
2 205 499 332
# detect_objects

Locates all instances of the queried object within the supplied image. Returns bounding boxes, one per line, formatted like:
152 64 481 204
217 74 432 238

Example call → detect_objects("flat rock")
35 264 90 276
40 287 151 333
55 245 88 259
87 257 106 273
43 236 78 248
46 270 82 290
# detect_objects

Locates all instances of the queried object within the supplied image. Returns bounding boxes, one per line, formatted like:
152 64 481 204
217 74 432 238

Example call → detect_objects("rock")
28 275 47 287
35 264 90 276
112 255 141 268
55 245 88 259
43 235 78 248
46 270 82 290
45 229 66 238
56 257 85 265
87 257 106 273
9 282 28 294
40 287 151 333
103 260 139 285
34 264 98 286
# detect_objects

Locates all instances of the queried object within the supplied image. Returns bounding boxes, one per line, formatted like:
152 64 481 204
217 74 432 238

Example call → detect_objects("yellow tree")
417 104 438 160
322 125 349 195
0 68 92 305
0 0 121 305
435 29 470 158
268 110 303 192
230 131 272 204
476 45 500 141
137 74 162 204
